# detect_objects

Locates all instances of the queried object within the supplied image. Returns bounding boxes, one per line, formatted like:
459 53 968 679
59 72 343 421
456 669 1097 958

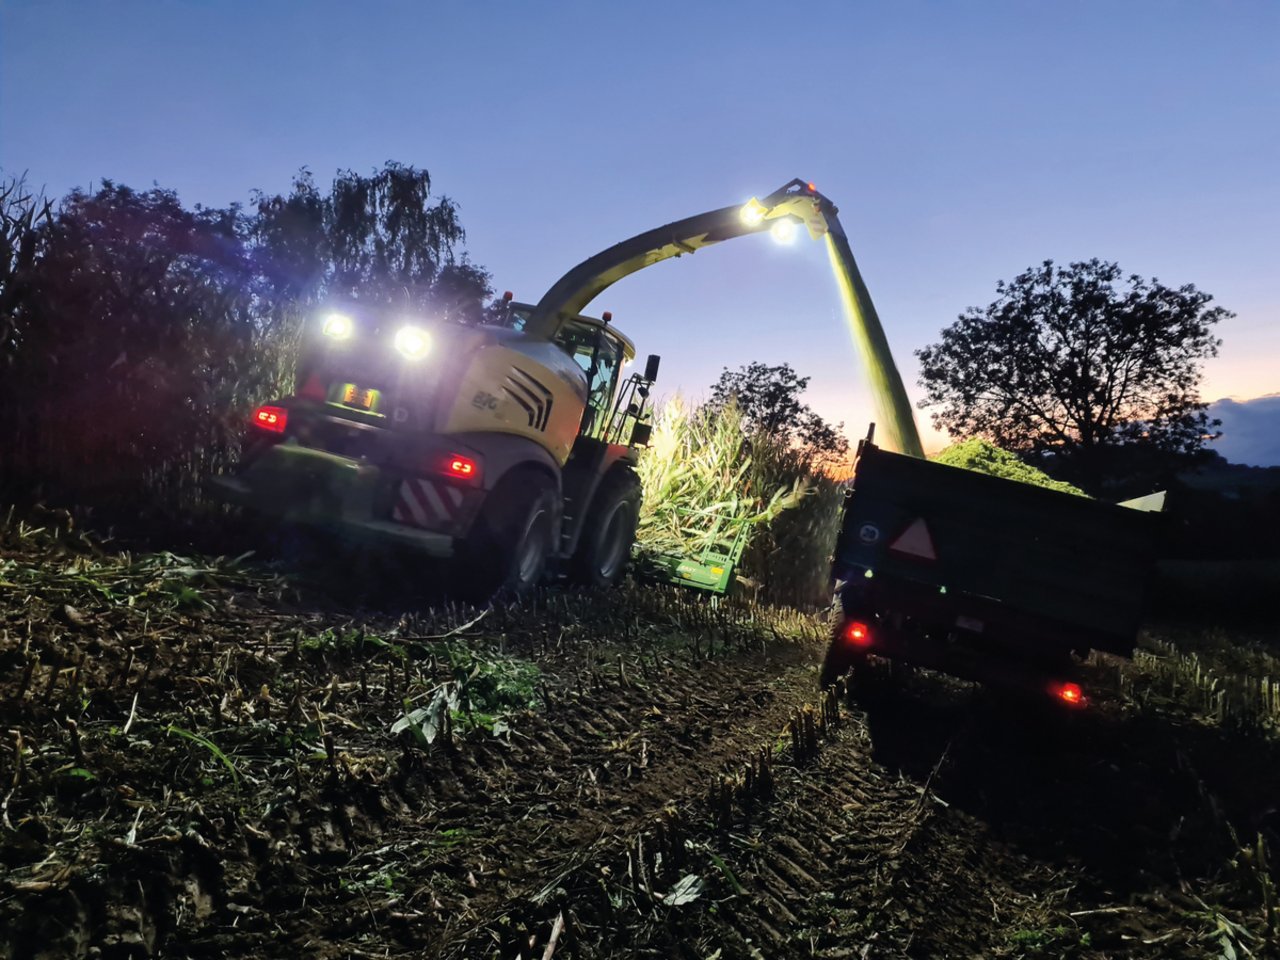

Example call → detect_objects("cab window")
494 305 529 330
555 321 622 438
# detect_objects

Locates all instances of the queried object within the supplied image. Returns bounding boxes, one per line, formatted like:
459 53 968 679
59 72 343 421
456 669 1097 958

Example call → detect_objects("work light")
770 218 797 245
739 198 767 226
321 313 354 340
394 325 432 360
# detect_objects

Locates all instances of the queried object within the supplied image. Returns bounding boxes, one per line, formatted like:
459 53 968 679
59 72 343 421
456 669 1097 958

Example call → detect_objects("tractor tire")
570 468 641 588
455 470 558 601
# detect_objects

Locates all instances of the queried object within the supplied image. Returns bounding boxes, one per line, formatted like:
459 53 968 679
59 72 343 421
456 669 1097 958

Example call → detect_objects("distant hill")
1208 394 1280 467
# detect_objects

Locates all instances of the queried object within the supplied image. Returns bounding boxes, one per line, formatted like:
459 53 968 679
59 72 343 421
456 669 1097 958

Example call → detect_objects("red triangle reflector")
299 373 326 400
888 518 936 560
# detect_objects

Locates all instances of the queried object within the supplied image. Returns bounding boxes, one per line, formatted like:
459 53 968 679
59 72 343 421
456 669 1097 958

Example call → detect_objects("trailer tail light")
252 405 288 434
1056 682 1085 707
843 620 872 647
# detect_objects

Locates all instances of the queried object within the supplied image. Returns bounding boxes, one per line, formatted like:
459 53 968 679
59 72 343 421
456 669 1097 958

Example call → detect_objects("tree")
916 259 1227 489
710 361 849 462
252 163 490 324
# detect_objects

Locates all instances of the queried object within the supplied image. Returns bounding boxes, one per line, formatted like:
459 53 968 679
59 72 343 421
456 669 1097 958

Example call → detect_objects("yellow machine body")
434 309 636 464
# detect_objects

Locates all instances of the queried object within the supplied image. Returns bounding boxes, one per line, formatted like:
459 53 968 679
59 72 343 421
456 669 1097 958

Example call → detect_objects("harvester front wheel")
457 471 558 600
571 469 641 588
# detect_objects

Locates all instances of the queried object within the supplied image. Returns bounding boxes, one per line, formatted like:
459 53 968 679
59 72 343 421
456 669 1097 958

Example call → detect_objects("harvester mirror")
630 422 653 447
644 354 661 382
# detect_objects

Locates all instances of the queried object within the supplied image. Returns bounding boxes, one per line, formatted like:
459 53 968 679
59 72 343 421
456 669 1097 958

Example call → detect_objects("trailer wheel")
456 471 558 600
820 638 865 690
571 468 641 588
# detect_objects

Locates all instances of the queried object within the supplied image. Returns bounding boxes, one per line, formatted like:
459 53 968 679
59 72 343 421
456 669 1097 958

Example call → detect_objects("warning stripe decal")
392 478 465 530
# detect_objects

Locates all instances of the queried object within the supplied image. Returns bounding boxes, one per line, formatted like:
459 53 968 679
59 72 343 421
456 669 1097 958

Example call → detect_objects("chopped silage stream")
1 520 1276 959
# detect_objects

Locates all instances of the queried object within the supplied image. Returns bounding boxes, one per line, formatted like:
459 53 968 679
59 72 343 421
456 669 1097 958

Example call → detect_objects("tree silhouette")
710 361 849 461
252 163 490 323
916 259 1226 489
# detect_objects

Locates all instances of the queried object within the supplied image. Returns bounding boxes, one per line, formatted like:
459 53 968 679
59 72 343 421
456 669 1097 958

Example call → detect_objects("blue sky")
3 0 1277 456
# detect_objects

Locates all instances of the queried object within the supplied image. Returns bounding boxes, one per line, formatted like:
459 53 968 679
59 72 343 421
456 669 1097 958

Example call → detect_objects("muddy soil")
0 522 1276 959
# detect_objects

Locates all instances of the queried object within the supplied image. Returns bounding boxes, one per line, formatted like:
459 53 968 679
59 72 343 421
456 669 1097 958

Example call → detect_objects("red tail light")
843 620 872 646
1057 682 1084 706
424 452 481 484
252 405 288 434
447 455 476 477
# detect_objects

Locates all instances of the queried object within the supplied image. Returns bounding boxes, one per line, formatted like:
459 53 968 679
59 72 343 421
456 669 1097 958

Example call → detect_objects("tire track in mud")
251 656 1280 960
313 649 836 957
0 548 834 960
431 681 921 960
58 638 837 958
445 678 1072 960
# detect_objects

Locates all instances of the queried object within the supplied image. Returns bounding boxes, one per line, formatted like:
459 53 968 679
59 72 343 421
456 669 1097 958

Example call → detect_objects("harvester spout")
527 180 925 457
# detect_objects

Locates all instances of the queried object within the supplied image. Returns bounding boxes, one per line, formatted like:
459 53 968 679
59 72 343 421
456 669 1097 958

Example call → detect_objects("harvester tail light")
252 405 288 434
1057 682 1085 707
843 620 872 647
447 456 476 477
432 453 481 485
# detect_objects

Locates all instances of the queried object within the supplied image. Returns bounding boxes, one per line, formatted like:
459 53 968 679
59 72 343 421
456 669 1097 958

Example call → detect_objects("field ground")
1 516 1277 959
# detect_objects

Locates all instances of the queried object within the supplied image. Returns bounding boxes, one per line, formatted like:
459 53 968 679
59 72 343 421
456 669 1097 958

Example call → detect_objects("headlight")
322 313 354 340
394 325 432 360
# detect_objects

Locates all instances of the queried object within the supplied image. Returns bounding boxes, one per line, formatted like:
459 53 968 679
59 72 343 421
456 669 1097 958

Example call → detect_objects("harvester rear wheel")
456 470 558 601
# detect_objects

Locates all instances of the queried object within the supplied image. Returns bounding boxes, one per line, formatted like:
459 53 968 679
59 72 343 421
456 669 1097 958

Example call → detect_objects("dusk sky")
3 0 1277 457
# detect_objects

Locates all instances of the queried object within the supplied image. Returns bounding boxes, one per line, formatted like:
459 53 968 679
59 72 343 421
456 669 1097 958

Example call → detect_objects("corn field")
636 395 844 608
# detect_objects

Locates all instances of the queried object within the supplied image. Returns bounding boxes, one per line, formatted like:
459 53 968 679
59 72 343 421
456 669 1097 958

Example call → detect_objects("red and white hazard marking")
392 478 465 530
